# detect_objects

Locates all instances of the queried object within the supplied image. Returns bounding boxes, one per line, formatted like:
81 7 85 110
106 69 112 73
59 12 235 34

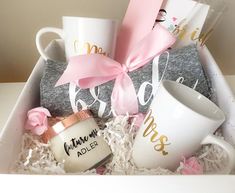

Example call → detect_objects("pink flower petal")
180 157 203 175
33 125 48 135
28 114 42 126
25 107 51 135
96 166 106 175
42 116 49 130
28 107 51 117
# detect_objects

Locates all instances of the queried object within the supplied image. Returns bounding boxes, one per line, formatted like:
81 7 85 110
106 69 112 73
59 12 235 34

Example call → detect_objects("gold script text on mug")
173 25 213 46
74 40 109 56
143 109 170 155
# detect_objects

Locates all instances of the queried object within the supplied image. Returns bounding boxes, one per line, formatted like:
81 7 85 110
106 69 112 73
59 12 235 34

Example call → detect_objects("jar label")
63 129 98 156
77 141 98 157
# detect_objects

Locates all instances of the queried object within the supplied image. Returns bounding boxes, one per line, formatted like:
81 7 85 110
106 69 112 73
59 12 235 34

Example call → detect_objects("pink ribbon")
56 24 175 115
115 0 166 64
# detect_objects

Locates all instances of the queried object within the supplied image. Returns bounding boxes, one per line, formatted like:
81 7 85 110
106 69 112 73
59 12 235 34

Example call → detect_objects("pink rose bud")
180 157 203 175
25 107 51 135
96 166 106 175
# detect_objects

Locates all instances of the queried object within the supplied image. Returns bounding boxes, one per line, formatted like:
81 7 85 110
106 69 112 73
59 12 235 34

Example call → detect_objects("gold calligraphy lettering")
98 47 108 56
172 23 214 46
177 25 187 40
191 28 200 41
154 136 170 155
143 110 157 137
199 29 214 46
172 20 188 40
73 40 109 56
190 28 214 46
142 109 170 156
84 42 98 54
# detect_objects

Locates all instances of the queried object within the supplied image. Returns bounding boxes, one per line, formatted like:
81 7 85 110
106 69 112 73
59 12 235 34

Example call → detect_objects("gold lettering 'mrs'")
143 109 170 156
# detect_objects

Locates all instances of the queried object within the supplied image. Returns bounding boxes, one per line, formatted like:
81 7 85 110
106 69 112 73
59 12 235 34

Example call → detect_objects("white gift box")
0 40 235 179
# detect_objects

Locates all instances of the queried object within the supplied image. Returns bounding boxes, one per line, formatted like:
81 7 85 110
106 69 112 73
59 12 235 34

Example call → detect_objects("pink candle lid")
43 110 93 143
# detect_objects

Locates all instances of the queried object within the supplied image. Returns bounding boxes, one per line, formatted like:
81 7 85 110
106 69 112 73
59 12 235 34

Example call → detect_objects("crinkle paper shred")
12 115 233 175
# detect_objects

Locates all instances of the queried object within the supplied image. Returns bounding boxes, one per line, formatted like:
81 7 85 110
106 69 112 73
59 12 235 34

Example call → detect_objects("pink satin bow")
56 24 175 115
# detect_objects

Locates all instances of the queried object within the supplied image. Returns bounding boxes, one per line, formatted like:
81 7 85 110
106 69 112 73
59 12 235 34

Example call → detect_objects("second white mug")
132 80 235 173
36 16 119 60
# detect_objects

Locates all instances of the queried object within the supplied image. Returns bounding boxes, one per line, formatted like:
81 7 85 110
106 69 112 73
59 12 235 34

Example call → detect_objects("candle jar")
43 110 112 173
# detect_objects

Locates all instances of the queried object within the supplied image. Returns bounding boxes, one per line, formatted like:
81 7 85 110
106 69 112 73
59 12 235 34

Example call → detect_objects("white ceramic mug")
132 80 235 173
36 16 119 60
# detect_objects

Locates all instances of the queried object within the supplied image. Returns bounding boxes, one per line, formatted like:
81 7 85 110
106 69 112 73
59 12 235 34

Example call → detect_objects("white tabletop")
0 76 235 132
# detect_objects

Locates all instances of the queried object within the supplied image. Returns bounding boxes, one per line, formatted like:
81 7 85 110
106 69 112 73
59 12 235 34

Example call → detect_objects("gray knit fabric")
40 60 153 118
158 44 212 99
40 44 212 118
40 60 72 116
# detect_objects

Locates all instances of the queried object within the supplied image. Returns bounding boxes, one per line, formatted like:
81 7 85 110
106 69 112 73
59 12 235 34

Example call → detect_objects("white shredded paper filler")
11 115 234 175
